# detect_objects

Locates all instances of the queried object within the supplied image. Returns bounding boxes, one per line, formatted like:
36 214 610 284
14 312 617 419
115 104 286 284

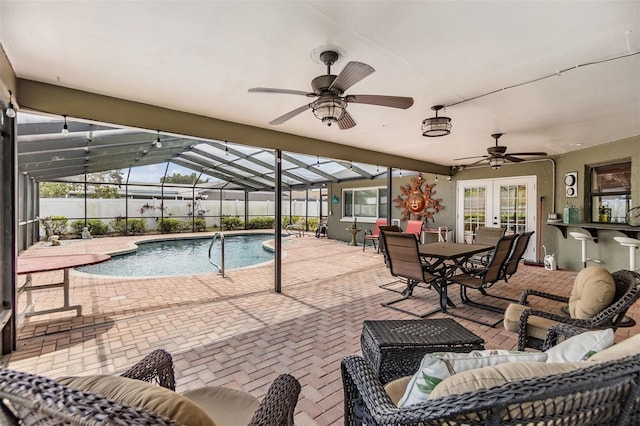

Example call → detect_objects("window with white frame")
342 187 387 220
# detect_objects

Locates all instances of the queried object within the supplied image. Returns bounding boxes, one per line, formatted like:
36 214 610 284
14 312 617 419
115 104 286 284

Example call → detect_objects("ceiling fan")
248 50 414 129
454 133 547 169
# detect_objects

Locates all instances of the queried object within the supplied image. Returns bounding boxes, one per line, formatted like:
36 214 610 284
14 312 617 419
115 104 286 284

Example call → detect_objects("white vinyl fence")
40 198 323 234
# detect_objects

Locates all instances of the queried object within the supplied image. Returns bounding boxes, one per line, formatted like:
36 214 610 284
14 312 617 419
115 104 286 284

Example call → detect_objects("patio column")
387 167 393 221
1 108 17 354
275 149 282 293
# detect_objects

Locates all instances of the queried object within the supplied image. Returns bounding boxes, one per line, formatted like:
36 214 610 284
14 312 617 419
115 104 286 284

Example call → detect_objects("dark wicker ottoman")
360 318 485 384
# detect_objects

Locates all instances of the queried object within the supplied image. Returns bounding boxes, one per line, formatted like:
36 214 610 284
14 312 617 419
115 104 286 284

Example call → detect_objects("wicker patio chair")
0 349 301 426
342 352 640 425
506 269 640 351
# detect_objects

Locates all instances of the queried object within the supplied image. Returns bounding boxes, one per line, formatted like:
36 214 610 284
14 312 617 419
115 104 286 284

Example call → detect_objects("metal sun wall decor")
393 174 444 222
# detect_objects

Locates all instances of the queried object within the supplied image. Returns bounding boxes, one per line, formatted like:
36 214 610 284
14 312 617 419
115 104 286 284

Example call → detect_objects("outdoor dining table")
418 242 494 312
17 253 111 320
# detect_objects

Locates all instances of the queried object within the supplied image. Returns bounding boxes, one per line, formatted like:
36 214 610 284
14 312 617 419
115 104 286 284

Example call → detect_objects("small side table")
346 228 362 246
361 318 485 384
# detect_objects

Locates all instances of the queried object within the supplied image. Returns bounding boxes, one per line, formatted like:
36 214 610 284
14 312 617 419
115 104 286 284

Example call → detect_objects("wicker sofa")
0 349 301 426
342 332 640 425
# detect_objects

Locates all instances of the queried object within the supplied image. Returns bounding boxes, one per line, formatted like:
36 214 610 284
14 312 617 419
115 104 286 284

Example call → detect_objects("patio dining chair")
363 218 387 252
467 226 506 265
0 349 301 426
501 231 534 282
378 225 402 268
403 219 424 241
379 231 444 318
447 233 517 326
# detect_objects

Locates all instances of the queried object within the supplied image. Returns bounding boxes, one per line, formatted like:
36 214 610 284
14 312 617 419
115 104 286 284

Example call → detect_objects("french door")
456 176 537 261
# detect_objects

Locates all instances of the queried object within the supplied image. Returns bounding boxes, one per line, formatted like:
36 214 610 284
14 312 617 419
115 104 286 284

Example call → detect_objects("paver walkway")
3 232 639 425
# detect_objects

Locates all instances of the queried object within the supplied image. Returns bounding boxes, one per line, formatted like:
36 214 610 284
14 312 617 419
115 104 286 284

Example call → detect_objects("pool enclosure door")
456 176 537 261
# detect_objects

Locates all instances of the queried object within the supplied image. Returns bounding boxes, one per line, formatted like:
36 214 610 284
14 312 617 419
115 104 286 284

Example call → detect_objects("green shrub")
193 218 207 232
157 218 184 233
221 216 244 230
49 216 68 235
70 219 108 236
307 218 319 231
281 216 302 228
248 217 275 229
110 217 147 235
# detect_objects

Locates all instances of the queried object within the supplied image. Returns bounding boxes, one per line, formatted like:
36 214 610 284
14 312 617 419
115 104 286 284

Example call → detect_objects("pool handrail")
208 232 225 277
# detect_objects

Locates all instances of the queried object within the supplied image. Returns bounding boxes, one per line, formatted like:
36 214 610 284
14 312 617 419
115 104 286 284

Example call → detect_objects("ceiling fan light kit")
421 105 452 137
489 157 505 169
311 96 347 126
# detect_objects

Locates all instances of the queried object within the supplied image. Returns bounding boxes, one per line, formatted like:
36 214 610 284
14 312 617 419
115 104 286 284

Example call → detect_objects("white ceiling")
1 1 639 167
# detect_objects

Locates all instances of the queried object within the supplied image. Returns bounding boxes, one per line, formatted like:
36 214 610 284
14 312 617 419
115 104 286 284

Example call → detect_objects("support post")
275 149 282 293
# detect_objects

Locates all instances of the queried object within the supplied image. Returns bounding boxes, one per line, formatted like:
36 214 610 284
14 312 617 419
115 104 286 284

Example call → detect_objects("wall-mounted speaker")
565 171 578 198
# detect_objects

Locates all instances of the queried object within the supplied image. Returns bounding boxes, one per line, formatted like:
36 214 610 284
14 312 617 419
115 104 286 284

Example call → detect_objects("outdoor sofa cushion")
428 361 584 399
568 266 616 319
589 333 640 363
59 375 216 426
397 349 547 407
182 386 261 426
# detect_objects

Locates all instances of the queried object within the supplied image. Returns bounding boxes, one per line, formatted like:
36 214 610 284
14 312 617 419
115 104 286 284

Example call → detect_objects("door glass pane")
499 184 526 234
463 186 486 241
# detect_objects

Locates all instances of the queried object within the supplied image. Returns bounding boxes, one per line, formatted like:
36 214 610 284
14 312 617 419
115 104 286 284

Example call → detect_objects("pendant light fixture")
5 90 16 118
152 130 162 148
421 105 451 137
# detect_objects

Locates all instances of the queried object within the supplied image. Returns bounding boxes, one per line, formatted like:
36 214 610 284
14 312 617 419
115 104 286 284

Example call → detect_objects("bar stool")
569 232 600 269
614 236 640 271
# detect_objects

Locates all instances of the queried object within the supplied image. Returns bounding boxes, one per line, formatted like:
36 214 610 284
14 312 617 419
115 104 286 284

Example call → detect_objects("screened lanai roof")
17 113 390 190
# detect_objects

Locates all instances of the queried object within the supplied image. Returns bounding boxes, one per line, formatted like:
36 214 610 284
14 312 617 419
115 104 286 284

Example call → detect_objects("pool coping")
72 230 297 280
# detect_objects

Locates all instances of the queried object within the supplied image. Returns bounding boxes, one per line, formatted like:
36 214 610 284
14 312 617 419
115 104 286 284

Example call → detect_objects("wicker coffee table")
360 318 485 384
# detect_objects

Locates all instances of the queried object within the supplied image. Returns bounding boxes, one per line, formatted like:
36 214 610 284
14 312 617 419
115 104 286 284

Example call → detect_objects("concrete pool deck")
4 232 639 425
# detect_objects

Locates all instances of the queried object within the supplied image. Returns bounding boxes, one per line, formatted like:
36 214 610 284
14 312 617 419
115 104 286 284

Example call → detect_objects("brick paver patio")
3 232 639 425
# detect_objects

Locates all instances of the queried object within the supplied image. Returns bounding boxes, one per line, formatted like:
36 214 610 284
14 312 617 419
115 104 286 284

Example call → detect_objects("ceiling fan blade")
453 154 489 161
465 158 489 166
346 94 414 109
337 110 357 130
329 61 375 93
249 87 311 96
505 155 525 163
268 104 311 125
507 152 548 156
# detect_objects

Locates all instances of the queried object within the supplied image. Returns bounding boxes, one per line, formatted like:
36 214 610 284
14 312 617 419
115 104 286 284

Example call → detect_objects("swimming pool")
77 234 275 277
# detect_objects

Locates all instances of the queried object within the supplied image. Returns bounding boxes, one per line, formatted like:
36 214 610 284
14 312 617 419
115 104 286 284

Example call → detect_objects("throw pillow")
544 328 614 362
568 266 615 319
58 375 216 426
397 349 547 407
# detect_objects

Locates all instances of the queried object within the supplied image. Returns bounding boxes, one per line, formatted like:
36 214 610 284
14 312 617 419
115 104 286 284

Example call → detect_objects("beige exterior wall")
327 172 456 245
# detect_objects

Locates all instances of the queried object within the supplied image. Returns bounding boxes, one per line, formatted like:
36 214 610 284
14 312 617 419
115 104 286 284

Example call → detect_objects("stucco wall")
551 135 639 272
326 172 456 245
326 134 638 273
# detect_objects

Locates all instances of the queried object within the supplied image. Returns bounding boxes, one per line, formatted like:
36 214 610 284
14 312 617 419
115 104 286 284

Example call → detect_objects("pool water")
77 234 274 277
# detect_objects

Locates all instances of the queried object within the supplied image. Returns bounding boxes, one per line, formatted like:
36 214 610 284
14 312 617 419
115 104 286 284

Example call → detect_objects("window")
342 187 387 220
590 161 632 223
